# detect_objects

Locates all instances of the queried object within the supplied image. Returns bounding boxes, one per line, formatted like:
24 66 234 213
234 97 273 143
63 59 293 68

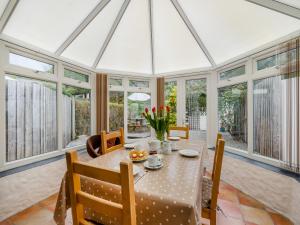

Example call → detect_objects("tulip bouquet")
143 105 171 141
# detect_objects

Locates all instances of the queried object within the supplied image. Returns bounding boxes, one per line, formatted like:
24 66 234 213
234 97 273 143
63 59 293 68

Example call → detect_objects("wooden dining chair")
167 125 189 139
201 139 225 225
66 150 136 225
211 133 223 180
101 128 125 154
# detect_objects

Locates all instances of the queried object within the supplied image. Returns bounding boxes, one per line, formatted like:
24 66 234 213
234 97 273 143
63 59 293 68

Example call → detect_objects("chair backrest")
66 150 136 225
167 125 189 139
212 133 223 180
101 128 125 154
210 139 225 210
86 134 102 158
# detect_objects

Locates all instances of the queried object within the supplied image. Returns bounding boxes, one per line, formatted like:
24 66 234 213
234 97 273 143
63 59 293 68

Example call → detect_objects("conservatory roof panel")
178 0 300 64
62 0 124 67
97 0 152 74
152 0 211 74
3 0 100 52
0 0 299 75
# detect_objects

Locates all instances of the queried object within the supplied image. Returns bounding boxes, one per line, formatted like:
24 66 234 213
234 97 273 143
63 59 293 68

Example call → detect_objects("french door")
165 76 207 141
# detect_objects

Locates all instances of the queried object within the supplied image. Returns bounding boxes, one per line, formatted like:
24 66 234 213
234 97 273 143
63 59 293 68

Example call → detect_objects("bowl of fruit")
129 150 148 162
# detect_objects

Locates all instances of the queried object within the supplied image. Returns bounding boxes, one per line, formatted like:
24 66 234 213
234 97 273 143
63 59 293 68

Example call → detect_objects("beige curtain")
280 37 300 173
157 77 165 108
96 73 108 134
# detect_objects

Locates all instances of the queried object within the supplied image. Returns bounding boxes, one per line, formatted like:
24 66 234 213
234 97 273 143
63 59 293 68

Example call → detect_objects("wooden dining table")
54 139 208 225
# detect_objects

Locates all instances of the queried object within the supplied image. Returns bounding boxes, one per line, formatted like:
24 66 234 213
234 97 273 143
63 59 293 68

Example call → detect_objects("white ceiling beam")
245 0 300 20
0 0 19 33
148 0 155 74
92 0 131 69
55 0 111 55
170 0 216 67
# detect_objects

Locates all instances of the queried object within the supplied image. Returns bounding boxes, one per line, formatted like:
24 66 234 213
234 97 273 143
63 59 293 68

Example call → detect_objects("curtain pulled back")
96 74 108 134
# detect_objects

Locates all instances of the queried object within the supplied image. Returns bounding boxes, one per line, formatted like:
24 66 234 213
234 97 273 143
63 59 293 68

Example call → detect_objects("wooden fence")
5 78 74 162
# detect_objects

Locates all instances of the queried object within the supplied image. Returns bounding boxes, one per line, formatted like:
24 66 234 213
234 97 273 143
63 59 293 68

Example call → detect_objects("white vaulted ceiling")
0 0 300 75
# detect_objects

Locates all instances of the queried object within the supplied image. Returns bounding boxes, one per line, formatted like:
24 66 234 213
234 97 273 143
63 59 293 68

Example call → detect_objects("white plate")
124 144 135 150
114 165 140 176
168 136 180 141
179 149 199 157
144 161 163 170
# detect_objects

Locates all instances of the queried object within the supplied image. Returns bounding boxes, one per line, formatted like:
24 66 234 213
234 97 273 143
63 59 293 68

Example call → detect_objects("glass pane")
9 53 54 73
185 79 207 140
127 92 151 139
218 83 248 151
129 80 149 88
5 75 57 162
253 76 282 159
109 78 123 87
257 48 297 71
64 68 89 83
220 65 246 80
62 85 91 148
164 81 177 125
109 91 124 132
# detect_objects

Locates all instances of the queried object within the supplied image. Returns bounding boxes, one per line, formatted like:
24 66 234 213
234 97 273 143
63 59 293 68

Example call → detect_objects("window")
127 92 151 139
219 65 246 80
64 68 89 83
218 83 248 151
62 85 91 148
109 78 122 87
185 79 207 135
164 81 177 125
253 74 300 162
109 91 124 131
9 53 54 73
129 80 149 88
5 75 57 162
257 49 297 71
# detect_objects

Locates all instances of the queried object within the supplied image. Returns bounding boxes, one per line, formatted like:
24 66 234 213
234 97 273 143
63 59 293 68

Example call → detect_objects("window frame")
0 42 96 172
108 76 154 142
217 60 248 86
63 65 91 87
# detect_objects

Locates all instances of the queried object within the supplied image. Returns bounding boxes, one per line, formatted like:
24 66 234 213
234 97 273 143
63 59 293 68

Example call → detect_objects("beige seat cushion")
202 176 213 208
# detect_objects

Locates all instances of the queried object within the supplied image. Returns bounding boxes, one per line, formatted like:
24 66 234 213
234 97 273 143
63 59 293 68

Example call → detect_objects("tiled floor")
0 181 293 225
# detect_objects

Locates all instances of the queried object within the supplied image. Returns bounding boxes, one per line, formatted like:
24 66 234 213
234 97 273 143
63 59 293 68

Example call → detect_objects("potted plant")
143 105 171 141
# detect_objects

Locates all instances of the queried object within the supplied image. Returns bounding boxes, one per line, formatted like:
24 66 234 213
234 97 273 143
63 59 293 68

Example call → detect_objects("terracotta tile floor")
1 181 293 225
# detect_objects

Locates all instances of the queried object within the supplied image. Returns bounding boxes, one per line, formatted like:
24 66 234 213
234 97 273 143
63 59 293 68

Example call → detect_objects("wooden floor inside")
0 179 293 225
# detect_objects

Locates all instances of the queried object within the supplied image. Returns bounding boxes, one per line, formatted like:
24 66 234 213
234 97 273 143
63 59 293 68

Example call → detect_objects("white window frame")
63 65 91 87
215 50 283 168
0 41 96 172
165 73 210 140
108 75 155 142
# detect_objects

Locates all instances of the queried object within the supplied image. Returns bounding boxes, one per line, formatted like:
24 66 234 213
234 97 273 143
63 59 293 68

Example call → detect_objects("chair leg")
210 210 217 225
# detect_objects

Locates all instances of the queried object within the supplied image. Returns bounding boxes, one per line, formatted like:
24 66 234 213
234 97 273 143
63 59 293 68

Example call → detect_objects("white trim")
0 42 7 168
148 0 155 74
0 145 86 172
55 0 111 55
0 0 19 33
107 75 155 141
246 0 300 20
0 41 96 172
